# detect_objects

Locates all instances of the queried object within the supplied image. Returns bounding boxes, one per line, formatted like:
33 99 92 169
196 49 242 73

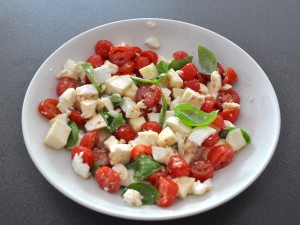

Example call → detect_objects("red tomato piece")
219 108 240 123
71 146 94 168
136 84 162 108
183 79 200 93
131 145 152 160
146 170 168 185
86 54 104 68
201 97 216 113
95 166 121 193
118 60 135 74
156 177 179 207
141 50 158 64
189 158 214 182
130 46 143 56
133 56 151 70
141 121 162 133
93 148 110 167
56 77 80 96
79 131 99 149
69 109 88 125
217 62 224 76
95 40 113 58
216 89 240 110
180 63 198 81
223 67 238 85
207 144 234 170
173 51 188 60
108 45 132 66
167 155 190 178
202 132 220 147
114 124 137 143
196 72 208 85
210 114 225 132
38 98 61 119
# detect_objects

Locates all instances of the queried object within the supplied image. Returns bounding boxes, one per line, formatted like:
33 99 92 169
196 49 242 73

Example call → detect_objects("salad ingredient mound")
38 39 251 207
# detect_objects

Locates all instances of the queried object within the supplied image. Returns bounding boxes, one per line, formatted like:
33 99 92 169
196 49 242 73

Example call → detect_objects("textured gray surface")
1 0 299 224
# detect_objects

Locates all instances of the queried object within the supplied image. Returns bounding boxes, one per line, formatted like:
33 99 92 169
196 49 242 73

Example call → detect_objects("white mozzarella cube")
167 69 183 88
57 59 84 80
112 164 128 181
103 135 125 150
200 83 209 95
94 65 112 85
105 75 132 95
226 128 247 151
121 169 136 186
170 97 181 109
44 119 71 150
191 179 213 195
159 87 172 105
152 146 177 164
224 120 235 128
104 60 119 74
49 113 69 125
181 88 205 108
173 176 195 199
71 152 91 179
123 83 138 100
137 130 158 146
157 127 177 147
139 63 159 79
222 102 241 111
145 36 160 49
128 117 146 132
172 88 185 99
84 114 107 131
120 97 142 119
100 96 114 111
123 189 143 207
109 144 132 165
57 88 77 113
165 116 192 136
147 112 160 123
80 99 97 118
76 84 98 99
208 71 222 99
188 126 216 146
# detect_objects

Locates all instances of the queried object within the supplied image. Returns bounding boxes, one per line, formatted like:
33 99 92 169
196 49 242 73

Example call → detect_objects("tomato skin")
180 63 198 81
216 89 240 110
69 109 88 125
146 170 168 185
217 62 224 76
114 124 136 143
173 51 188 60
118 60 135 74
156 177 179 207
38 98 61 119
210 114 225 132
93 148 110 167
95 166 121 193
167 155 190 178
108 45 131 66
189 158 214 182
130 46 143 56
223 67 238 85
71 146 94 168
141 121 162 133
207 144 234 170
86 54 104 68
56 77 80 96
183 79 200 93
79 131 99 149
136 84 162 108
95 40 113 58
133 56 151 70
196 72 208 85
219 108 240 123
131 145 152 160
202 132 220 147
141 50 158 64
201 97 216 113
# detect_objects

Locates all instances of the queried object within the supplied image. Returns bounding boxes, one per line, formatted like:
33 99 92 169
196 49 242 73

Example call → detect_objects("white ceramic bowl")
22 18 280 220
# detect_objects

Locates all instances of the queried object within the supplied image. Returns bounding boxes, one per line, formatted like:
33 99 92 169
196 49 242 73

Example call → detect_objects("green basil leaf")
130 74 166 84
65 120 79 148
159 95 168 127
198 45 217 75
110 93 123 106
169 56 193 70
156 61 169 74
219 127 236 139
123 182 160 205
81 63 103 93
134 155 162 180
174 103 218 127
241 129 251 143
108 113 125 134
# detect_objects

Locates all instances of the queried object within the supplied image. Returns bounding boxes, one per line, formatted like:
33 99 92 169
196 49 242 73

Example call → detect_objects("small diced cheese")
165 116 192 136
71 152 91 179
109 144 132 165
167 69 183 88
128 117 146 132
57 59 84 80
170 97 181 109
120 97 142 119
191 179 213 195
172 88 185 99
80 99 97 118
173 176 195 199
76 84 98 99
112 164 128 181
94 65 111 85
57 88 77 113
208 71 222 99
100 96 114 111
104 60 119 74
147 112 160 123
104 136 126 150
139 63 158 79
121 169 136 186
188 126 216 146
123 189 143 207
160 87 172 105
152 146 176 164
123 83 138 100
44 119 71 150
226 128 247 151
105 75 132 95
224 120 235 128
181 88 205 108
49 113 69 125
157 127 177 147
145 37 160 49
137 130 158 146
84 114 107 131
200 83 209 95
222 102 240 110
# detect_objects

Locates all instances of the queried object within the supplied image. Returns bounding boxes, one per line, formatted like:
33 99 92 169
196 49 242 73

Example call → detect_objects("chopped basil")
174 103 218 127
81 63 103 93
123 182 160 205
159 95 168 127
198 45 217 75
130 73 166 84
219 127 251 143
110 93 123 106
156 61 169 74
131 155 162 181
65 120 79 149
100 110 125 134
169 56 193 70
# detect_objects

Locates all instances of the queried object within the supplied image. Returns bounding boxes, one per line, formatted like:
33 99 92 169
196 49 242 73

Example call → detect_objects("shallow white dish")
22 18 280 220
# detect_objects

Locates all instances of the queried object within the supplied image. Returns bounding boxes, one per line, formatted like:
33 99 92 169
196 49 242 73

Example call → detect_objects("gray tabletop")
1 0 299 224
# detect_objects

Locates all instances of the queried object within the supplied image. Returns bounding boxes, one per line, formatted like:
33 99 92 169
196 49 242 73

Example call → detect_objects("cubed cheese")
123 189 143 207
44 119 71 150
120 97 142 119
181 88 205 108
49 113 69 125
147 112 160 123
121 169 136 186
188 126 216 146
208 71 222 99
191 179 213 195
104 60 119 74
76 84 98 99
145 37 160 49
71 152 91 179
94 65 111 85
172 88 185 99
159 87 172 105
57 59 84 80
165 116 192 136
100 96 114 111
173 176 195 199
123 83 138 100
84 114 107 131
139 63 159 79
200 83 209 95
57 88 77 113
104 75 132 95
137 130 158 146
167 69 183 88
222 102 240 110
128 117 146 132
109 144 132 165
80 99 97 118
112 164 128 181
157 127 177 147
226 128 247 151
152 146 177 164
224 120 235 128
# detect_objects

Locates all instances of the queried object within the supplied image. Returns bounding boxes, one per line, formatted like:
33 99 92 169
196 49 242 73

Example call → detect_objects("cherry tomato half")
201 97 216 113
118 60 135 74
95 166 121 193
108 45 132 66
69 109 88 125
180 63 198 81
86 54 104 68
141 121 162 133
202 132 220 147
216 89 240 110
130 46 143 56
156 177 179 207
210 114 225 132
56 77 80 96
136 84 162 108
38 98 61 119
217 62 224 76
189 158 214 182
133 56 151 70
141 50 158 64
71 146 94 168
95 40 113 58
114 124 136 143
167 155 190 178
146 170 168 185
223 67 238 85
219 108 240 123
79 130 99 149
173 51 188 60
207 144 234 170
183 79 200 93
131 145 152 160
